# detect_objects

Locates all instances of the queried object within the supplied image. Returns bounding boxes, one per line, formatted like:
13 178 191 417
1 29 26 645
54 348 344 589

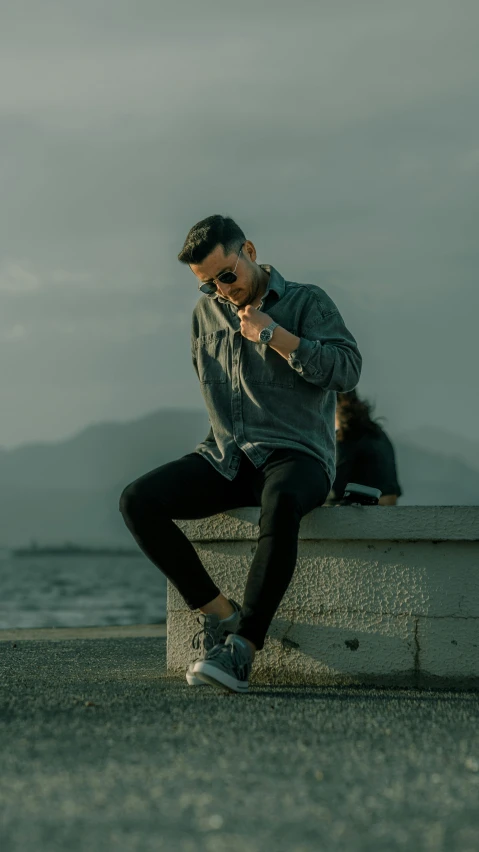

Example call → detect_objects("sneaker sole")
186 670 207 686
193 662 249 694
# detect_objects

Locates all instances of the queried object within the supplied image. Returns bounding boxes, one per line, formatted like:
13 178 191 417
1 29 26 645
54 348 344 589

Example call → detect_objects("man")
120 214 362 693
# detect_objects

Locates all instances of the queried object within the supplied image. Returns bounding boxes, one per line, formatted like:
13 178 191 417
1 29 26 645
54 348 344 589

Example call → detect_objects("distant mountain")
0 409 477 547
0 408 210 547
393 440 479 506
395 426 479 475
0 408 210 492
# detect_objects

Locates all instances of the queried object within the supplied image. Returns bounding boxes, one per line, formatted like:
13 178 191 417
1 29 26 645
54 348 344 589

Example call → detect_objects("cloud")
0 1 477 129
459 149 479 171
0 272 193 346
0 0 478 447
0 262 40 292
0 324 28 342
50 269 94 284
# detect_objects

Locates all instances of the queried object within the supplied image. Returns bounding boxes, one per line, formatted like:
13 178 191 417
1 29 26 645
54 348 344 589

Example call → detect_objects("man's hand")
237 305 272 342
238 304 302 363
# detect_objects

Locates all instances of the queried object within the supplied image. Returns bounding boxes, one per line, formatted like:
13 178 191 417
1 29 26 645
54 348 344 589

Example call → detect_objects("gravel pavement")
1 637 479 852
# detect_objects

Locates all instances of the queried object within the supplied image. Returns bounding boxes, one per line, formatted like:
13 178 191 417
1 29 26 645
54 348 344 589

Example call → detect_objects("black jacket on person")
331 425 402 502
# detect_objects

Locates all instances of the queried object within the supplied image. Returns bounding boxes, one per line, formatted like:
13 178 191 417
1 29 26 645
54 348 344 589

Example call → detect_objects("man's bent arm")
268 302 362 392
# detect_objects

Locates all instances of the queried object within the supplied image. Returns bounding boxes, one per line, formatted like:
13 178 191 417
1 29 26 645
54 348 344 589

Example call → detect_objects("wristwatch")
258 321 279 344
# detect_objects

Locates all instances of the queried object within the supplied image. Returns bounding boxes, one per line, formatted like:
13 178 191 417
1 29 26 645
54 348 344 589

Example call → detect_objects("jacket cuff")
287 337 317 373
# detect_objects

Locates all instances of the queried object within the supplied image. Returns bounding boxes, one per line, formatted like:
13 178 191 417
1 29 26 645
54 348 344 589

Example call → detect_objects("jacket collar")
214 264 285 307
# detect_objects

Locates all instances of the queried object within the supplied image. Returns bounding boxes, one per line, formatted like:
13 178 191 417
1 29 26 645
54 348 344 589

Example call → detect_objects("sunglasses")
197 245 244 296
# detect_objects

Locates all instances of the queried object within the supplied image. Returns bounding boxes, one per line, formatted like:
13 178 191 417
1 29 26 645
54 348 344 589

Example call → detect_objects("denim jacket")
191 264 362 488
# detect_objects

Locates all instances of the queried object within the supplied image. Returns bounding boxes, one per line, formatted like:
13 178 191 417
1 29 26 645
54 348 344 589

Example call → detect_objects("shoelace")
191 615 219 653
207 640 250 680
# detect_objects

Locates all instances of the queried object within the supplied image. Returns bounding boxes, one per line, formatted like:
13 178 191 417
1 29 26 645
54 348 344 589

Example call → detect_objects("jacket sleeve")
287 299 362 391
191 319 215 444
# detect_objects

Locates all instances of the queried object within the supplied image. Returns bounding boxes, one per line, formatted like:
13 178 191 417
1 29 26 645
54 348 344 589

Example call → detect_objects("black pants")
119 448 330 650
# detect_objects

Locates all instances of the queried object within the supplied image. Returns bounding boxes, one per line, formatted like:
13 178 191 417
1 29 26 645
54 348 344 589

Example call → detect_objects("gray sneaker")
186 600 241 686
193 633 253 693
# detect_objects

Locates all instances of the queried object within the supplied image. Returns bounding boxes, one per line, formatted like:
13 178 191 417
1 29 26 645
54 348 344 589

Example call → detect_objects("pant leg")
237 449 330 650
119 452 254 609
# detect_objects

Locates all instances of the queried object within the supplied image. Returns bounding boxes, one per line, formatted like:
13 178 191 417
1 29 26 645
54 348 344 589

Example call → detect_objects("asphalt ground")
1 636 479 852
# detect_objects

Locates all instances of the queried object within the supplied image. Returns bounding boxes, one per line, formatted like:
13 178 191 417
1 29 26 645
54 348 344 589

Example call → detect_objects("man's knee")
119 480 143 520
262 489 303 521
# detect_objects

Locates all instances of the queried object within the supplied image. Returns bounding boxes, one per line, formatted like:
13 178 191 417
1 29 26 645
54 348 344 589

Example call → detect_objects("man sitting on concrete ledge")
119 214 362 693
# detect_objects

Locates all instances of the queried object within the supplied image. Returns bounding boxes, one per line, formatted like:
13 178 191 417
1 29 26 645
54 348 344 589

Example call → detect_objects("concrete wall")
167 506 479 688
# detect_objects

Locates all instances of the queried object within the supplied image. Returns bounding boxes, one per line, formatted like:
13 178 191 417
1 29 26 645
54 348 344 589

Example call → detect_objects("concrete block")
167 607 417 686
167 539 479 618
417 617 479 688
168 507 479 687
177 505 479 542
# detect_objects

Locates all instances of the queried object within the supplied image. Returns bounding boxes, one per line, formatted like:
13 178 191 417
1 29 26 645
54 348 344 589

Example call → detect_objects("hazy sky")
1 0 478 448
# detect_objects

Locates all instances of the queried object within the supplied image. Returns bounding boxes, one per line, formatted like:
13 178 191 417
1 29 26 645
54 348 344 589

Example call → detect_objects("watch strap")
259 320 278 342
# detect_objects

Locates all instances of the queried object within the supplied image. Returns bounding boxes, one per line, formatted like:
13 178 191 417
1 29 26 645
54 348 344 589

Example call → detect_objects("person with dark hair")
330 389 402 505
120 214 362 693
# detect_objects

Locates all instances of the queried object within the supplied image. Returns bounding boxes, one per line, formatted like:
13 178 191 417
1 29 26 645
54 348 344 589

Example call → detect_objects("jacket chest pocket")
243 341 295 389
196 328 228 384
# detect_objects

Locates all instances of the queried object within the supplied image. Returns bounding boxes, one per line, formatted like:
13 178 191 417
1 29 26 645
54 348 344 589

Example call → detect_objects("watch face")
259 328 272 342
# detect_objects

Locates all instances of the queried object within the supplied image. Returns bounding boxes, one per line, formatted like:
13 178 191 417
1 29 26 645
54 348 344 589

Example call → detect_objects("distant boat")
12 543 141 558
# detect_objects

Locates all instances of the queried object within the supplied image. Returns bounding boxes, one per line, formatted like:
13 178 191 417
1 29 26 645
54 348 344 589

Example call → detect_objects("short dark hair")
177 214 246 265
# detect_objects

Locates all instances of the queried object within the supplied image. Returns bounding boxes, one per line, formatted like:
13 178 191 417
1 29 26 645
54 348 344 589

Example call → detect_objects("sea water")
0 553 167 629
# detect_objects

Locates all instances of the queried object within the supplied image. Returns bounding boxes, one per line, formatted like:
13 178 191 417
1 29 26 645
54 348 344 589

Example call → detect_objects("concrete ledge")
168 506 479 688
175 505 479 541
